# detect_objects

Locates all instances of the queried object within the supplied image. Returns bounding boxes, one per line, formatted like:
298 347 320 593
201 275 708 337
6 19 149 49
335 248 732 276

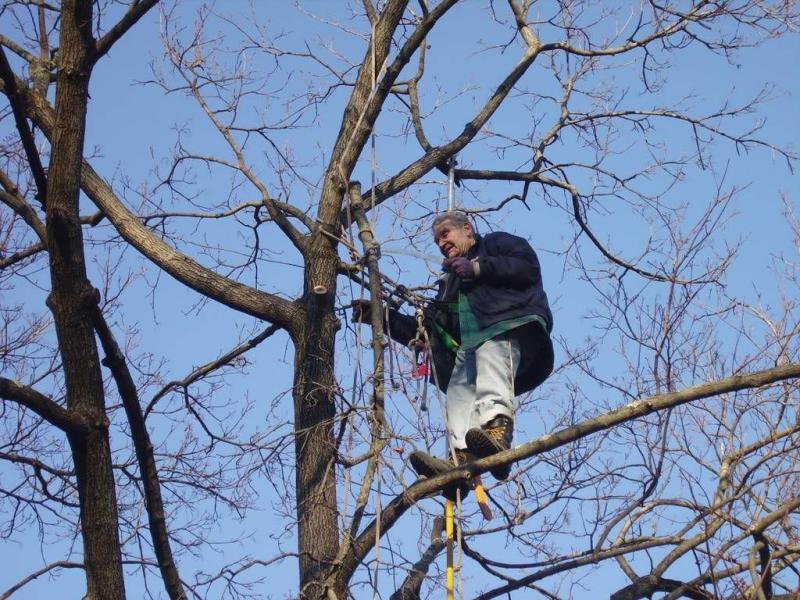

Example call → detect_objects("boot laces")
487 423 507 442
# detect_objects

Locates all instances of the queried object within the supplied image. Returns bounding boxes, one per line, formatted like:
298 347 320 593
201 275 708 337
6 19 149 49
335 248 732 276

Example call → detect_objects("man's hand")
443 256 477 279
351 299 377 323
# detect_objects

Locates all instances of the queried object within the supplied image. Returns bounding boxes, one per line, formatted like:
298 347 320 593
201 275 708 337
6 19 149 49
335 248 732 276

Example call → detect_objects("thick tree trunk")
293 235 341 599
45 2 125 598
290 6 409 595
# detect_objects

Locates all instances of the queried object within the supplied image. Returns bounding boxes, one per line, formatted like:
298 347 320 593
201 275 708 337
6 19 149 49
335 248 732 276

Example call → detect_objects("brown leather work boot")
409 449 475 500
465 415 513 481
453 448 476 466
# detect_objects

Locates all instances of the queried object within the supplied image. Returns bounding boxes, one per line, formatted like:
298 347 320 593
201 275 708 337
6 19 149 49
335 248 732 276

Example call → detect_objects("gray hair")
432 210 471 233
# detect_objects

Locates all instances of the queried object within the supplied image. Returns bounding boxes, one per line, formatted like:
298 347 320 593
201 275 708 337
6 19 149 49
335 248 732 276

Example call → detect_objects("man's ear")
463 221 474 237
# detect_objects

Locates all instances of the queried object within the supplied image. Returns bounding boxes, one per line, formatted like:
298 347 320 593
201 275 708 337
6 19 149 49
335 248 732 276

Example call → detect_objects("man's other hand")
351 299 376 323
442 257 476 279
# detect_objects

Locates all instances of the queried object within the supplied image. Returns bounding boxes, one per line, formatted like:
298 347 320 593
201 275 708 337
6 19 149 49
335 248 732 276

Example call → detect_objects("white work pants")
446 331 519 450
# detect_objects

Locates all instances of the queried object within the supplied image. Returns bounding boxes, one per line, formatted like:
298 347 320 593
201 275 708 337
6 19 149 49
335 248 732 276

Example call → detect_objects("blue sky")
1 2 799 598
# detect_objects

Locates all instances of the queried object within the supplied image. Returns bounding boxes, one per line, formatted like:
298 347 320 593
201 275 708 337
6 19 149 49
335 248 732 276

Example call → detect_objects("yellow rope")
445 499 455 600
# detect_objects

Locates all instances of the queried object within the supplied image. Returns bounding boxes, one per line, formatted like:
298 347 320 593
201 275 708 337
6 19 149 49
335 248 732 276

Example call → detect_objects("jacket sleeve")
385 279 456 348
385 309 418 346
477 233 540 288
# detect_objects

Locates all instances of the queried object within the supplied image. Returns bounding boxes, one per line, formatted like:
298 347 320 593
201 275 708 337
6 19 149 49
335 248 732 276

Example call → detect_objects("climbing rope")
335 20 391 598
367 21 384 600
406 299 491 600
408 306 429 411
412 304 493 520
338 48 488 593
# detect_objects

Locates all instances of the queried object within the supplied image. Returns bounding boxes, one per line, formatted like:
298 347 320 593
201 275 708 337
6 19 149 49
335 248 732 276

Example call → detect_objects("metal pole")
447 158 457 212
445 499 454 600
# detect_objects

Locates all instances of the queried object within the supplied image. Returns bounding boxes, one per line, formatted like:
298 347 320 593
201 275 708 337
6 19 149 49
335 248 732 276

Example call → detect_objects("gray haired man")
354 211 553 493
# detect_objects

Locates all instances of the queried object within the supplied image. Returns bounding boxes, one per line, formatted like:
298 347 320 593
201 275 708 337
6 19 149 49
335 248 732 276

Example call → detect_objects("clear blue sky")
1 2 798 598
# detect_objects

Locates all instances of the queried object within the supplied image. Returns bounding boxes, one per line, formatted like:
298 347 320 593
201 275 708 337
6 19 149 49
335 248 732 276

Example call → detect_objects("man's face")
433 220 474 258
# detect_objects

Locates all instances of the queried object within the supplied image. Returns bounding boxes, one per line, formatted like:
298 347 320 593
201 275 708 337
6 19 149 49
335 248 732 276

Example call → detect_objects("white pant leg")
445 347 476 450
474 331 520 426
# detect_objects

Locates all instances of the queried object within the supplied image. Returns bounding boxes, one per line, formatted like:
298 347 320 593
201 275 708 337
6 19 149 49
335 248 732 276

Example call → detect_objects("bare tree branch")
10 79 302 329
92 308 186 600
144 323 282 418
0 377 87 434
339 362 800 587
0 171 46 241
0 46 47 204
0 561 84 600
93 0 160 62
389 539 446 600
0 240 46 269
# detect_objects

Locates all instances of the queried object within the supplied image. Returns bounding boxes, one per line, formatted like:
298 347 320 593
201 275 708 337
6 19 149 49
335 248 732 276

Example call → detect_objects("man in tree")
355 211 554 491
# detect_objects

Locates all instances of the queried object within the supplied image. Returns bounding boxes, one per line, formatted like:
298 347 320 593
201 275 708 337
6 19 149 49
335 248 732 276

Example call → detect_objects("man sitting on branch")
354 210 554 495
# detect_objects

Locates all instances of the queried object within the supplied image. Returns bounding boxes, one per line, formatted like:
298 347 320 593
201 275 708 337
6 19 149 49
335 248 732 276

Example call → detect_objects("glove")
442 256 476 279
350 299 373 323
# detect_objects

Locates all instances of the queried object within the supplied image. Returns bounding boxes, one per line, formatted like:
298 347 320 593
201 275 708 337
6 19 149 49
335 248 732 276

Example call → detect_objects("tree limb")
11 79 302 329
93 0 160 62
0 451 73 477
91 308 187 600
0 47 48 204
347 16 540 217
0 171 47 242
0 561 84 600
336 362 800 587
388 539 446 600
610 575 714 600
144 323 282 418
0 241 47 270
0 377 87 435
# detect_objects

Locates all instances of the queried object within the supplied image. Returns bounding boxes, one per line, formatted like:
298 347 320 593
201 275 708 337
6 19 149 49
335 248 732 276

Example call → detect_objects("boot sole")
465 430 511 481
465 429 504 458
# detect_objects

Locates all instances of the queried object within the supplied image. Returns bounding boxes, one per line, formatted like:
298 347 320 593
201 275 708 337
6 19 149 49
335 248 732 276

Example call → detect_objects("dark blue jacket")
456 232 553 332
387 232 553 393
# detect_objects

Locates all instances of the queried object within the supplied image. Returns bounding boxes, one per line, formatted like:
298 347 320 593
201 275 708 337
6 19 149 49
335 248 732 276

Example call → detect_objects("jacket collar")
466 233 482 259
